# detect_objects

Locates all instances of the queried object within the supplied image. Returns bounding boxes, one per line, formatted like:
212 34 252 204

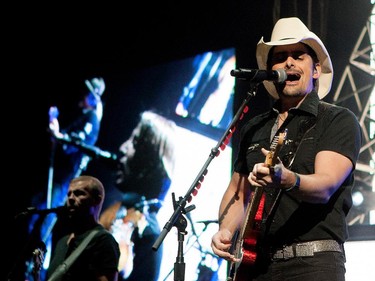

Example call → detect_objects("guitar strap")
261 101 332 236
47 229 99 281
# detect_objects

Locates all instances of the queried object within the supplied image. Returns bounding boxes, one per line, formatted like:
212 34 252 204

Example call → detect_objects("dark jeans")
250 251 346 281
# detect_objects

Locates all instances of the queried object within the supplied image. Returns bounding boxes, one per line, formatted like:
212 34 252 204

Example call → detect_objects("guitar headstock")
265 129 288 167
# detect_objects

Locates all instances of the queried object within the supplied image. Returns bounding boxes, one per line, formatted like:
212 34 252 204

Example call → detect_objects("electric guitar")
31 242 46 281
227 130 287 281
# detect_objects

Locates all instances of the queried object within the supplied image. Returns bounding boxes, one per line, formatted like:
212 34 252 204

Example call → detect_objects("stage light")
352 191 364 207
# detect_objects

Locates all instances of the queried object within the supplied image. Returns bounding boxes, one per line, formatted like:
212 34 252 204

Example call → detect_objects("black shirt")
47 224 120 281
234 91 362 247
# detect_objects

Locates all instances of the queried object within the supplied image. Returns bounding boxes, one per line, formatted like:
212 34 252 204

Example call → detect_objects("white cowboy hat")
85 77 106 98
256 17 333 99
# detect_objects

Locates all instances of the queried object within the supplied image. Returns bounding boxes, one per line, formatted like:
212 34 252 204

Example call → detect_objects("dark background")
4 1 373 280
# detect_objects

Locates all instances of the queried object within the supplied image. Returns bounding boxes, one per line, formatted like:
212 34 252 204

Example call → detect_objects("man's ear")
92 194 103 206
313 63 321 79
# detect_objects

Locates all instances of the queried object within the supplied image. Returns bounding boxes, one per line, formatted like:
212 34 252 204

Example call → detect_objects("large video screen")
97 47 236 281
155 47 235 280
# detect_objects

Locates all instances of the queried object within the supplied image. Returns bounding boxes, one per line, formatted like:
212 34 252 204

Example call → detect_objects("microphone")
15 206 68 219
230 68 287 83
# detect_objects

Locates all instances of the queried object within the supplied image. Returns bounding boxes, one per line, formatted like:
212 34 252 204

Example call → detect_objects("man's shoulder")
319 101 358 120
95 225 118 242
89 225 119 253
93 224 111 235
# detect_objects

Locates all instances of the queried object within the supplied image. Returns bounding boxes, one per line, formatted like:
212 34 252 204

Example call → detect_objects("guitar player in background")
46 175 120 281
211 17 362 281
26 77 106 280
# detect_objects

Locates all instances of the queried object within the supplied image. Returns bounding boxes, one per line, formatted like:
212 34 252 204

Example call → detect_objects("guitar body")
227 189 265 281
227 130 287 281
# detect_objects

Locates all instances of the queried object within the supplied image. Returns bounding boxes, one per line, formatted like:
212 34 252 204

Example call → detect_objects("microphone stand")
153 82 259 281
163 215 217 281
53 133 118 163
173 193 195 281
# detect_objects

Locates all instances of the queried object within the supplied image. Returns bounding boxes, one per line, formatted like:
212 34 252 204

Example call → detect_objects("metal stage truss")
332 4 375 227
332 5 375 187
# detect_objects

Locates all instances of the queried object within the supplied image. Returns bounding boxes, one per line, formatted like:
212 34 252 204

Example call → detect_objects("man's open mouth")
286 73 301 81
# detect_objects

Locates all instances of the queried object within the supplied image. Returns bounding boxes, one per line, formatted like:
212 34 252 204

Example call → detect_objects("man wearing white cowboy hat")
211 17 362 280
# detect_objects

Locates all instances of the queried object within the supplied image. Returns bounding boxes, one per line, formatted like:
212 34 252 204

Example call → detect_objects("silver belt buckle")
282 245 294 259
295 243 314 257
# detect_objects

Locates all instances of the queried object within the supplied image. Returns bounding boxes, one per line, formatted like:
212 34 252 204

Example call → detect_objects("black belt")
271 240 343 261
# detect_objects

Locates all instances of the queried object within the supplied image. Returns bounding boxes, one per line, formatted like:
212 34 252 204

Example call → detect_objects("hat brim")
256 30 333 100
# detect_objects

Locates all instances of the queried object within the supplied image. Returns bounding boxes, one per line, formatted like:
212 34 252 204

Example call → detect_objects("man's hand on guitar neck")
248 148 297 191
